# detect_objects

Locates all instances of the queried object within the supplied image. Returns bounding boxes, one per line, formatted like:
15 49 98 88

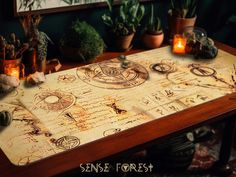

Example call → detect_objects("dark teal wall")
196 0 236 47
0 0 235 54
0 1 109 43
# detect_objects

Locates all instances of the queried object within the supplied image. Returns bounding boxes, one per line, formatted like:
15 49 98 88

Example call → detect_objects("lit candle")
173 34 187 54
4 63 20 79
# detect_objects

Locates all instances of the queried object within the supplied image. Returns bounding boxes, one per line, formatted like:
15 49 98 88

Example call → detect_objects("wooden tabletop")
0 42 236 177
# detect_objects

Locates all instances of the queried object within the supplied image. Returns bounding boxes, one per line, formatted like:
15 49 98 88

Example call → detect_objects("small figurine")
0 110 12 126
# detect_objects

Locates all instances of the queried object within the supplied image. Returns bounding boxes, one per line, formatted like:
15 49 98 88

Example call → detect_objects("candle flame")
177 41 184 48
173 35 186 54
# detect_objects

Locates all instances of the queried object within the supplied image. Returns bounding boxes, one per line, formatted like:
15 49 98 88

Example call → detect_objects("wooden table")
0 42 235 177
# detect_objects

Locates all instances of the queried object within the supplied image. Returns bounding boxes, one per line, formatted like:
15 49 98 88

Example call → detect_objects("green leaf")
102 14 113 27
170 0 175 9
149 4 154 26
137 4 145 22
119 5 126 22
105 0 114 12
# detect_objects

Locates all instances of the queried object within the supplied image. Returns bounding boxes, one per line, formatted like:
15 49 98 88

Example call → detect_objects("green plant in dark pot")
20 14 52 74
60 20 105 63
142 4 164 49
102 0 145 51
168 0 197 39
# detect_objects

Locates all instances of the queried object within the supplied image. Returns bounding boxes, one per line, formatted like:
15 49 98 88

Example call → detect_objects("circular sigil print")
151 63 174 74
34 90 76 111
58 74 76 84
189 64 216 77
55 136 80 150
76 60 149 89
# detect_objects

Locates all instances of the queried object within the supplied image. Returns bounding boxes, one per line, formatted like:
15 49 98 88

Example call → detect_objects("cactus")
102 0 145 36
170 0 197 18
146 4 162 35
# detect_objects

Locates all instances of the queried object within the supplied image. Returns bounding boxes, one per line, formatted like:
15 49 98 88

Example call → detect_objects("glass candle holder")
173 34 187 54
4 63 20 79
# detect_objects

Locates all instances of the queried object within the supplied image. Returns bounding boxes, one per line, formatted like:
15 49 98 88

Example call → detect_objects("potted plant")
60 19 105 63
0 34 28 74
142 4 164 49
20 14 52 74
168 0 197 39
102 0 145 51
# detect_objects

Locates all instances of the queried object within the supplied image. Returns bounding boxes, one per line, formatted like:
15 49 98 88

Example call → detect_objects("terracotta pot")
115 33 135 51
23 49 47 74
168 14 197 39
142 31 164 49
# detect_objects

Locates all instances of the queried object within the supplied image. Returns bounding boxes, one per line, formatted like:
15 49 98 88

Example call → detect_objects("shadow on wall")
196 0 236 47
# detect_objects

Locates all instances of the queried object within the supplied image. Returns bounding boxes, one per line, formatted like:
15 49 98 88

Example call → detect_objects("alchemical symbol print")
34 90 76 111
18 155 41 166
55 136 80 150
151 63 173 74
76 60 149 89
58 74 76 84
189 64 216 77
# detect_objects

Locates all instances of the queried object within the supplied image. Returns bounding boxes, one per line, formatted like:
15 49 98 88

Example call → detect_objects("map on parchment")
0 46 236 166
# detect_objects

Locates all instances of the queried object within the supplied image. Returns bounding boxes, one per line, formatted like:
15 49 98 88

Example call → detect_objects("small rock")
0 74 20 93
0 110 12 126
27 71 46 85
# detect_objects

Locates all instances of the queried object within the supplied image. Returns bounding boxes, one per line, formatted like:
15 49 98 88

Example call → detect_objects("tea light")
173 34 187 54
4 63 20 79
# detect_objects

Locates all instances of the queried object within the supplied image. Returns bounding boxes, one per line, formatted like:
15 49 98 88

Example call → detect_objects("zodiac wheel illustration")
76 60 149 89
34 90 76 111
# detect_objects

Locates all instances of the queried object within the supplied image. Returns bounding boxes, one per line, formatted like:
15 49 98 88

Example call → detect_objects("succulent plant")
60 19 105 62
169 0 197 18
145 4 162 35
102 0 145 36
20 14 52 61
0 33 28 60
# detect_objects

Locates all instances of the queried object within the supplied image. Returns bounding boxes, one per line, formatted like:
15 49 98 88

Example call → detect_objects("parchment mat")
0 46 236 166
